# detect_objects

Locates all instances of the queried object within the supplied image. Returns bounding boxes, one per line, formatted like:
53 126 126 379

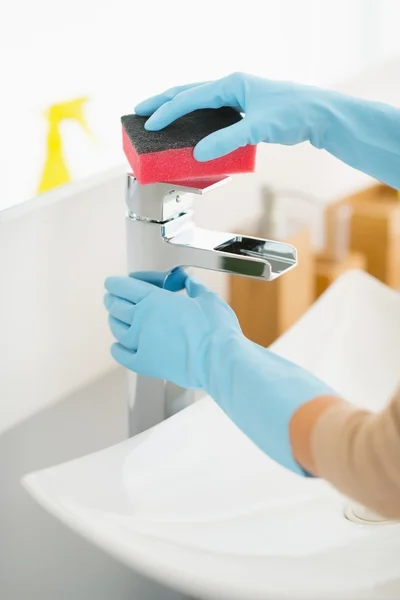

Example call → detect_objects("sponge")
121 108 256 185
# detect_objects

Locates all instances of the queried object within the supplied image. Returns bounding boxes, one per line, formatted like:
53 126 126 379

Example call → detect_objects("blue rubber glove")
135 72 400 190
104 271 337 476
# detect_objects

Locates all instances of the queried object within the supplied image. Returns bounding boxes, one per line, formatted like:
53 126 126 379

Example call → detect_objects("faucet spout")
163 214 297 281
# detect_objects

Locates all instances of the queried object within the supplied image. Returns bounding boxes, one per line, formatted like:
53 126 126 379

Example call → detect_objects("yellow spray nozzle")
37 96 95 194
47 97 92 134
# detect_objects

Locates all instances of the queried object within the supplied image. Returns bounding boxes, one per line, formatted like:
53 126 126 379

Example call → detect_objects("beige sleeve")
311 388 400 520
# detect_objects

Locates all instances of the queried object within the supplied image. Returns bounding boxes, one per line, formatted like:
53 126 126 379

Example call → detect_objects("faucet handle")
126 174 231 222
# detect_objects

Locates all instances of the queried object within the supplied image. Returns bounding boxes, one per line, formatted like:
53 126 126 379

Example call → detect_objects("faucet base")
128 375 197 437
128 376 166 436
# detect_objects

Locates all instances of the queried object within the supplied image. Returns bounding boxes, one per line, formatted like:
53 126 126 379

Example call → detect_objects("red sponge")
121 108 256 185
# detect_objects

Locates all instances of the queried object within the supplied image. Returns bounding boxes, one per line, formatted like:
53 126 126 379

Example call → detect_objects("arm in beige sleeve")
289 389 400 520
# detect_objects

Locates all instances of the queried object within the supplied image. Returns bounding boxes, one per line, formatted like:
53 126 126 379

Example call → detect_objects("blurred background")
1 0 400 211
1 2 400 599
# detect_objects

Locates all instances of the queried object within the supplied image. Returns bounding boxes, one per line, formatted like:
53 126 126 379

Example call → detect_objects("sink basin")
23 271 400 599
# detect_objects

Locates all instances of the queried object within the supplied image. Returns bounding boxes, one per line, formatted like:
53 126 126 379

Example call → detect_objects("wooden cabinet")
325 184 400 288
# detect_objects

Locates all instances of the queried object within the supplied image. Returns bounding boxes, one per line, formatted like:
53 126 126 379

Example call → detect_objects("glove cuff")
202 331 337 476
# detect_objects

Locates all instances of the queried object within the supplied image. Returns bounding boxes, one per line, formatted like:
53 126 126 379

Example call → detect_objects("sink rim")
22 396 400 600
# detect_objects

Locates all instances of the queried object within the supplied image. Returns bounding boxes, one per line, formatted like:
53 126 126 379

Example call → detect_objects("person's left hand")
104 270 338 475
104 270 241 390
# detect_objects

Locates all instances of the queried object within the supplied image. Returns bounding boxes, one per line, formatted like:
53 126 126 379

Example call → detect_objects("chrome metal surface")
126 174 229 222
125 174 298 436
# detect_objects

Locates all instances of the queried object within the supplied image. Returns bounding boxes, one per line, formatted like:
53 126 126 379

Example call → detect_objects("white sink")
23 271 400 599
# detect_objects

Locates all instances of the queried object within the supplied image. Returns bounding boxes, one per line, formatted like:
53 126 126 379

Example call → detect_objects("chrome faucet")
125 173 297 436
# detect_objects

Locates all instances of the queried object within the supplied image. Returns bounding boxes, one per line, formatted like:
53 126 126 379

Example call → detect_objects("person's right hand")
135 71 400 191
134 72 325 161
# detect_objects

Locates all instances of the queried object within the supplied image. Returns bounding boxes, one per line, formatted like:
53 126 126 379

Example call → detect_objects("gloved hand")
104 271 337 475
104 270 240 389
135 72 400 190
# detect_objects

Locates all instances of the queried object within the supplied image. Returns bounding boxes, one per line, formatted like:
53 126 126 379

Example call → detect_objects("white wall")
2 0 400 211
0 170 126 434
